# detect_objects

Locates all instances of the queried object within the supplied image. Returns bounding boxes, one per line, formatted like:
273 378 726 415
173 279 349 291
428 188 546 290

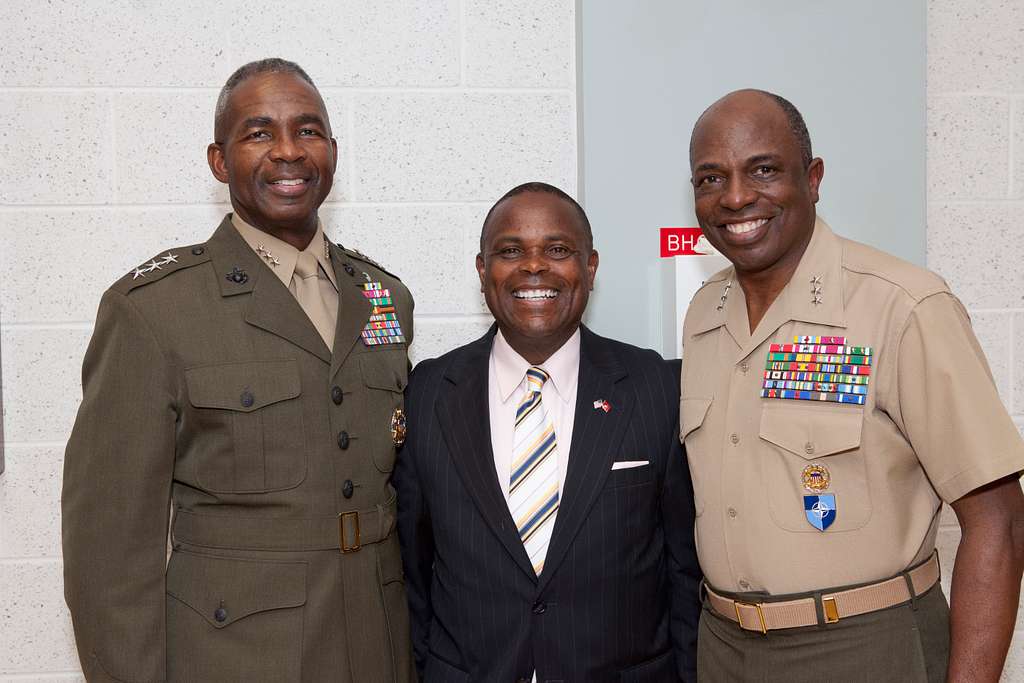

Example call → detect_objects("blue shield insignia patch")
804 494 836 531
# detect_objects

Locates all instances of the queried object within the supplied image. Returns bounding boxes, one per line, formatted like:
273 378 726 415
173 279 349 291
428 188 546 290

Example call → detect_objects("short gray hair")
214 58 317 141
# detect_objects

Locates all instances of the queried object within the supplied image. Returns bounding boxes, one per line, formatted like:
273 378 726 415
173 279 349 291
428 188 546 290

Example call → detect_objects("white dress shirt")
488 328 581 502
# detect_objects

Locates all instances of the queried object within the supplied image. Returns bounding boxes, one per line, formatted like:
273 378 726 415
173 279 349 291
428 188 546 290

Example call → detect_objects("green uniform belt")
172 493 397 553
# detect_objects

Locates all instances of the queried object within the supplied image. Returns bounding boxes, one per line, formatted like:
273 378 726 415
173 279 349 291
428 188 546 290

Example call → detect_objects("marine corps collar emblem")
391 408 407 447
801 463 830 492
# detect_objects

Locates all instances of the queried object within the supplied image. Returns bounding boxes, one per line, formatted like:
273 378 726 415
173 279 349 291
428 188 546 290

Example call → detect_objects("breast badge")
391 408 407 447
804 494 837 531
801 464 830 492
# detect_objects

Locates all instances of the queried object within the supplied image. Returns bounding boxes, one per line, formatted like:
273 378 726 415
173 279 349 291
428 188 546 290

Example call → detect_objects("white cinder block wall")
928 2 1024 681
2 0 1023 680
0 1 575 678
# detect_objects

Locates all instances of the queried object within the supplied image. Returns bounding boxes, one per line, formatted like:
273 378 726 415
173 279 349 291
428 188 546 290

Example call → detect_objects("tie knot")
525 366 549 392
295 250 319 279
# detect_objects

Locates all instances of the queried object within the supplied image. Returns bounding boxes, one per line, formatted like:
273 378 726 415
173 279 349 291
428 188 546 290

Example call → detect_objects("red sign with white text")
660 227 706 257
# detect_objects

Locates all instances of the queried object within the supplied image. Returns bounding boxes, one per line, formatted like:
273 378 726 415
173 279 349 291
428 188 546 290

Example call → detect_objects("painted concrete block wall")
0 1 575 678
928 1 1024 680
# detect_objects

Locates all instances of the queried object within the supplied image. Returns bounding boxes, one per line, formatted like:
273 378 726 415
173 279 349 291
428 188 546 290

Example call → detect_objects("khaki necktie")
292 250 336 350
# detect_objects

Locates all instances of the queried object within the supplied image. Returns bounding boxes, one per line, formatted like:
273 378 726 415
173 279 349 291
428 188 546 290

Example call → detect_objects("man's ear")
475 253 486 291
208 143 229 184
331 137 339 171
587 250 599 290
807 157 824 204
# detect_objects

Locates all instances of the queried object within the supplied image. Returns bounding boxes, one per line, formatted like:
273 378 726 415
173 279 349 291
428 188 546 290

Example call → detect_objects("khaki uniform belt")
706 552 941 633
172 492 397 553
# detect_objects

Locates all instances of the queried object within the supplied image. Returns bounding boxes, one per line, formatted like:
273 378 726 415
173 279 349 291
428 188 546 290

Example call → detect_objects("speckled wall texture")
0 1 575 678
928 1 1024 681
0 0 1022 680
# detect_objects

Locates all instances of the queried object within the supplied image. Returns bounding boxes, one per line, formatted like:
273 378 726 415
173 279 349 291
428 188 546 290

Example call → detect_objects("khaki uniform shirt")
230 214 337 344
680 218 1024 595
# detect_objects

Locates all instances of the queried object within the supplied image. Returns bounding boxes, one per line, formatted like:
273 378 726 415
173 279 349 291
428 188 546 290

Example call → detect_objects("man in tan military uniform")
681 89 1024 682
62 58 415 682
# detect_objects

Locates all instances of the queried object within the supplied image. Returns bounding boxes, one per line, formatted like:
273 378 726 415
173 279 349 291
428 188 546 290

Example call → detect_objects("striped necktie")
510 366 560 575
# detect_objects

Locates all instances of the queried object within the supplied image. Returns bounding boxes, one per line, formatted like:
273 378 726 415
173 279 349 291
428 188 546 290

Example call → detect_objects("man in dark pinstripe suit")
393 182 701 682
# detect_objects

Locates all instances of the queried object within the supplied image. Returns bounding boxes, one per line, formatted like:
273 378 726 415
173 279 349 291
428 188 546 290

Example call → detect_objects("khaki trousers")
697 584 950 682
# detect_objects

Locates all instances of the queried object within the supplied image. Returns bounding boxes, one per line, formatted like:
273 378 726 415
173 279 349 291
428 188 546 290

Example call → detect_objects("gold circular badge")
801 464 830 492
391 408 407 447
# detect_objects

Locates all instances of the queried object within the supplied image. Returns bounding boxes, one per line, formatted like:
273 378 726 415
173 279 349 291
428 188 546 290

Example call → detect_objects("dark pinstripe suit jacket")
393 326 700 682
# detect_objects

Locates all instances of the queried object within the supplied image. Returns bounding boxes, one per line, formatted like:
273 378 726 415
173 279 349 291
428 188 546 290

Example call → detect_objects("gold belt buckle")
733 600 767 634
339 511 361 553
823 596 840 624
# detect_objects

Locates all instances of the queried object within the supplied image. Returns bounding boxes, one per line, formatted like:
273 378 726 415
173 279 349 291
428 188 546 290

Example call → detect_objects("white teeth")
513 289 558 300
725 218 769 234
272 179 305 186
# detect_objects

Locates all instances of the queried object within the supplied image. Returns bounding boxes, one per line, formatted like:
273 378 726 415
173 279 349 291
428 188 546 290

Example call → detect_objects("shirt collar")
492 327 581 404
231 213 337 290
688 216 846 339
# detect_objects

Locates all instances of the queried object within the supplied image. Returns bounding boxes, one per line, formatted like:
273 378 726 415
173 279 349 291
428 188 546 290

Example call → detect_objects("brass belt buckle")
733 600 767 634
823 596 840 624
339 511 361 553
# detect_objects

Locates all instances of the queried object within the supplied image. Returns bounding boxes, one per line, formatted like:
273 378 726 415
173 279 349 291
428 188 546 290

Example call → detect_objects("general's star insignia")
145 259 163 271
131 267 147 280
160 252 179 265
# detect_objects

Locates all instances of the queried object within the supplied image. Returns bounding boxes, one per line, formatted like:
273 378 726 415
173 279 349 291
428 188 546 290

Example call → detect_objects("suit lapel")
328 242 374 378
206 218 331 363
436 329 537 582
537 327 632 593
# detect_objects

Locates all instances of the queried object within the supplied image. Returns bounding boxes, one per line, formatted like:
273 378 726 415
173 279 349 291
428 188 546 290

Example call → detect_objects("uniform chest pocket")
758 403 870 532
680 397 712 516
358 351 408 473
185 360 306 493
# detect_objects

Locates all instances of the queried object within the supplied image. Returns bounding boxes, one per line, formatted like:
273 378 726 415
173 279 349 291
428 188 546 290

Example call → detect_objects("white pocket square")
611 460 649 470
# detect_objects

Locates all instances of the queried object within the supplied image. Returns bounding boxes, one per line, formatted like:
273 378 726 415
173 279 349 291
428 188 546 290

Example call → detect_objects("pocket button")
804 441 815 454
214 606 228 622
240 390 254 408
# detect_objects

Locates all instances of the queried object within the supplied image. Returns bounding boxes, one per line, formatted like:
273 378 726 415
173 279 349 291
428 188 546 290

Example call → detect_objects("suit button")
240 390 254 408
331 386 344 404
338 431 350 450
532 601 546 615
214 606 227 622
342 480 354 499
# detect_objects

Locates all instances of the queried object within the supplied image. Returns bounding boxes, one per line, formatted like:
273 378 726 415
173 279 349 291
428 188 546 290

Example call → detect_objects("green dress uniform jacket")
62 216 415 683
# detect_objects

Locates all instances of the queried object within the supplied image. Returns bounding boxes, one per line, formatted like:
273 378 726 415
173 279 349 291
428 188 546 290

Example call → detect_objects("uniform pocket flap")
759 403 863 460
166 550 307 629
680 397 713 439
186 360 300 412
360 352 407 392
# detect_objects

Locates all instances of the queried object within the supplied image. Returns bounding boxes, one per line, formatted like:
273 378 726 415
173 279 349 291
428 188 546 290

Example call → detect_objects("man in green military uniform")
62 58 415 682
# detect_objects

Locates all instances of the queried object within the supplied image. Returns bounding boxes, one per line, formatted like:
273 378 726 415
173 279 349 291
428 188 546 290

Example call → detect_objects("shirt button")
739 580 751 590
739 361 749 373
728 507 738 518
804 441 815 454
331 386 344 405
214 606 228 622
240 390 254 408
730 433 740 445
338 431 350 450
532 601 547 615
342 479 354 499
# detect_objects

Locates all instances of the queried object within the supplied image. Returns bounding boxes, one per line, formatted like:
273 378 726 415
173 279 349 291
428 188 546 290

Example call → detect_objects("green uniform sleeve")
62 289 177 682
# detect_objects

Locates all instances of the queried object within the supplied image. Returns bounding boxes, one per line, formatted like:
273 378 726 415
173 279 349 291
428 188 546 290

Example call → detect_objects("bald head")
690 89 812 170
